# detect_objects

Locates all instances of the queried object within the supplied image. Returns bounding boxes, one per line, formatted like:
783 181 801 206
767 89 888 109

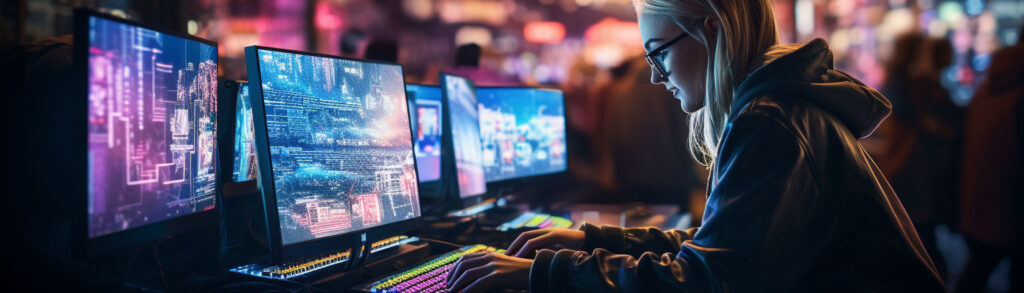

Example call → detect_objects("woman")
445 0 945 291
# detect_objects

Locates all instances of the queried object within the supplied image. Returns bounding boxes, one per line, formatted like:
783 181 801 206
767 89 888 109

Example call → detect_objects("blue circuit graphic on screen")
253 49 420 245
477 88 567 182
442 75 487 198
405 84 442 183
86 16 218 238
233 82 258 182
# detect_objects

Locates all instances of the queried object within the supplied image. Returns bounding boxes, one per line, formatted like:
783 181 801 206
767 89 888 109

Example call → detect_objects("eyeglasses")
644 31 690 78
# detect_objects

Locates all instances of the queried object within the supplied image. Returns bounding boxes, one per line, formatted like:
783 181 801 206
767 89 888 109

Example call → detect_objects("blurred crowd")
858 27 1023 291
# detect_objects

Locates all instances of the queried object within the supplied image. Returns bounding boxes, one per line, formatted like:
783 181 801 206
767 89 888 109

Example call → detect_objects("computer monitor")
245 46 422 262
405 84 443 183
232 82 259 183
74 9 219 255
439 73 488 208
405 84 443 198
217 80 260 197
476 87 568 184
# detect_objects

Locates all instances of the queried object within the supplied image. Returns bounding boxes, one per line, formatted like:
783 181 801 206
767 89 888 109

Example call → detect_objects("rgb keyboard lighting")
361 244 503 293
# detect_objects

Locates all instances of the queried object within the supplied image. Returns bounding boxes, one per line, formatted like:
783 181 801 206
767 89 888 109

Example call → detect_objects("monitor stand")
117 225 223 292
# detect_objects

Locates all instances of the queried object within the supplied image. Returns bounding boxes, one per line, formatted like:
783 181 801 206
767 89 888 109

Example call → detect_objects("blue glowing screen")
477 88 567 182
252 49 420 245
405 84 442 183
233 82 258 182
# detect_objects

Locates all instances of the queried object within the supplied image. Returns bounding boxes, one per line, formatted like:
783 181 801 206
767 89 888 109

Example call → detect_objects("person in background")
954 25 1024 293
340 28 366 58
876 33 960 280
447 43 517 86
363 38 398 63
444 0 944 291
596 57 700 209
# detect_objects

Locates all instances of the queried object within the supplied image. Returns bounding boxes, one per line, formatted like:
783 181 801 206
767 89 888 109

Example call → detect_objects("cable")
153 239 170 291
121 243 148 281
248 207 269 249
417 237 464 248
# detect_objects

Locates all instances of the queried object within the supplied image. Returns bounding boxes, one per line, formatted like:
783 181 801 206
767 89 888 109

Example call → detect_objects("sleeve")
530 112 834 292
580 223 698 257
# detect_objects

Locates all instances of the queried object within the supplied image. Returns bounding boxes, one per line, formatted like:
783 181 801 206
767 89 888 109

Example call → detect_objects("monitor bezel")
73 8 221 257
438 73 491 209
217 79 260 197
404 83 444 197
474 86 572 194
245 45 424 263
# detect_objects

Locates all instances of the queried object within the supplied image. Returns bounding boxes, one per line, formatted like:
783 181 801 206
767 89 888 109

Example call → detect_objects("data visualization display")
233 82 258 182
87 15 218 238
253 49 420 245
477 88 567 182
441 74 487 198
405 84 442 182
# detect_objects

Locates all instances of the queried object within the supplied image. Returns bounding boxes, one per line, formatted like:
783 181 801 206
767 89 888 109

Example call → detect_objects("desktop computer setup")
67 8 573 292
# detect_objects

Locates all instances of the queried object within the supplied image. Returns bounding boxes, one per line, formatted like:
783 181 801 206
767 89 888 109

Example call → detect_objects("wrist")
530 249 557 293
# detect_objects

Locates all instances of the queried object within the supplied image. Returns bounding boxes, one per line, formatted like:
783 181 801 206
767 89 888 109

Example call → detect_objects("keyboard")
229 236 418 280
496 211 573 232
356 244 504 293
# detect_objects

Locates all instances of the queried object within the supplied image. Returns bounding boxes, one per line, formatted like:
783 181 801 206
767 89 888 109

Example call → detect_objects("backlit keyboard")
497 212 573 231
357 244 504 293
230 236 418 280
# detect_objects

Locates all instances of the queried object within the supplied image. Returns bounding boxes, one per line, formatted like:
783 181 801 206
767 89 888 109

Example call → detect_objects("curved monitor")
440 74 488 206
76 9 219 253
405 84 442 183
246 46 421 262
476 87 567 182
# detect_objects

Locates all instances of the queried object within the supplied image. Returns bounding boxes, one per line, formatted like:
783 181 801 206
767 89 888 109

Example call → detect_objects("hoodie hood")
733 39 891 138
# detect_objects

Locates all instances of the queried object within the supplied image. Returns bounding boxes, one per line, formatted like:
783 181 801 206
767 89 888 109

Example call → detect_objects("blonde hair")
634 0 782 167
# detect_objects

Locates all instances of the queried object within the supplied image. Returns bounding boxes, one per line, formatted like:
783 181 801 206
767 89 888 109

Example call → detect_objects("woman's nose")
650 68 666 84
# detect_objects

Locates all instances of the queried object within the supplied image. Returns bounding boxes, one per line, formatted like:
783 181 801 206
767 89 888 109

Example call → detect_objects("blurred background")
2 0 1022 291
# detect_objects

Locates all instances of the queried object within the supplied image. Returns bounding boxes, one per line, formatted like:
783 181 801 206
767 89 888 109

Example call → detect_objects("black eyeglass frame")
644 31 690 78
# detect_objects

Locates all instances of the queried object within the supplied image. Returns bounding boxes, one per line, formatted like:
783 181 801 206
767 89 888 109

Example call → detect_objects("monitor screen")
405 84 442 183
441 74 487 198
253 49 420 246
233 82 258 182
477 88 567 182
86 15 218 239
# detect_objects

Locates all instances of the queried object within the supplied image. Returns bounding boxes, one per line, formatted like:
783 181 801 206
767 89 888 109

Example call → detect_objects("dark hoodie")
530 39 945 292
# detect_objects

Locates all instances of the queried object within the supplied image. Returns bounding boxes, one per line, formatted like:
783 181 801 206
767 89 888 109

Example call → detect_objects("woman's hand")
446 252 531 293
505 228 585 258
